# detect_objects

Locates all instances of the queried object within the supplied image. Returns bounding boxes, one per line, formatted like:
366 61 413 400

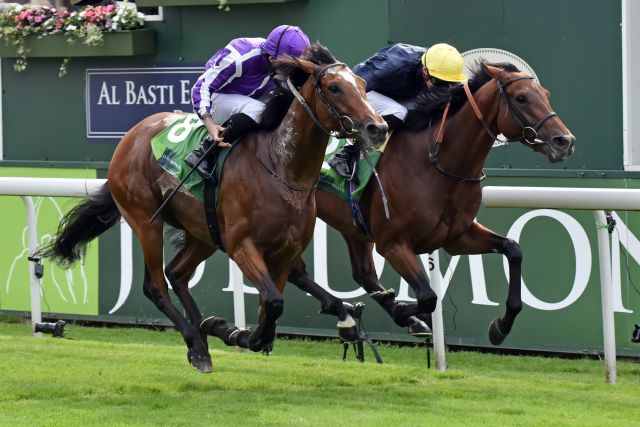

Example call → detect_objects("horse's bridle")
257 63 360 192
428 74 558 183
465 75 558 146
286 62 360 138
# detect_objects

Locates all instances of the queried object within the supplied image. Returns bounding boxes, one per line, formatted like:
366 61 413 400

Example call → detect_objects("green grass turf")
1 320 639 426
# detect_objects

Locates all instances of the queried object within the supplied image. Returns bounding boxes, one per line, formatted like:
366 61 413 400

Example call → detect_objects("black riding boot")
185 113 258 178
219 112 259 143
382 114 403 131
184 136 214 178
328 142 361 181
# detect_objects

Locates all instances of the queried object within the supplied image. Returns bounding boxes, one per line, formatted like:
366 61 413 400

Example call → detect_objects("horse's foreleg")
134 223 212 373
288 256 358 342
378 243 438 319
346 238 431 336
164 233 215 341
444 222 523 345
229 240 283 352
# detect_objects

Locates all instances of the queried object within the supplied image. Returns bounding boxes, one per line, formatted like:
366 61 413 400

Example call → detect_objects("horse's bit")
286 62 360 138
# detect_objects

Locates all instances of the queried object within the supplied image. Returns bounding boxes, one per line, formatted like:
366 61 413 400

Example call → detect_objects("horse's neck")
435 83 501 177
267 97 327 188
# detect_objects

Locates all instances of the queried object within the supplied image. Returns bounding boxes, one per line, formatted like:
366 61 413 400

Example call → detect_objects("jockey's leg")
329 90 406 180
186 94 263 178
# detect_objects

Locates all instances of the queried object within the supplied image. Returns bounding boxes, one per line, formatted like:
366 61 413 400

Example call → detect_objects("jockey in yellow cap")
329 42 466 180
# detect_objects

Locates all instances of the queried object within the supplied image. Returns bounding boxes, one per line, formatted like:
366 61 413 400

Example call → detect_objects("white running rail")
481 186 640 383
0 177 107 335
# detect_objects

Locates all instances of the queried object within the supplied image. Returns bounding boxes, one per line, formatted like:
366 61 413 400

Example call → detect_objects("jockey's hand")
203 116 231 148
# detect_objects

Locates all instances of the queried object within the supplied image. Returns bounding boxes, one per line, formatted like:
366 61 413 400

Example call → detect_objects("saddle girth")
202 147 226 253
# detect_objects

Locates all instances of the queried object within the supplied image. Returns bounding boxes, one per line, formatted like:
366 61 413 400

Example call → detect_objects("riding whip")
149 139 218 224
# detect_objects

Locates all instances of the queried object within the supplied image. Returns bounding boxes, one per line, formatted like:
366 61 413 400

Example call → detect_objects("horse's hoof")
188 353 213 373
338 326 359 343
488 318 507 345
408 318 432 337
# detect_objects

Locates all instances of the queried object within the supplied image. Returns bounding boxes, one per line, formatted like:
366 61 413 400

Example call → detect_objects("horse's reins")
258 63 360 192
428 75 558 183
428 100 486 182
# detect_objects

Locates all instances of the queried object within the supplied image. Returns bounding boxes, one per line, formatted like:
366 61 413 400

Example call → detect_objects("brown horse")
40 44 387 373
288 62 575 345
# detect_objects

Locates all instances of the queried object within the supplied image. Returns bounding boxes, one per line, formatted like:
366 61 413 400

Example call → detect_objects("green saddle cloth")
151 115 385 203
318 138 383 201
151 114 232 202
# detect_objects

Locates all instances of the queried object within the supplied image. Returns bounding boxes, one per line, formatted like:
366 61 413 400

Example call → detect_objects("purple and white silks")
191 37 276 121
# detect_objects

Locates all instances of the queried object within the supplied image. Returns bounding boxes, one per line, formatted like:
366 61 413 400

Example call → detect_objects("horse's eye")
515 94 528 104
328 84 341 94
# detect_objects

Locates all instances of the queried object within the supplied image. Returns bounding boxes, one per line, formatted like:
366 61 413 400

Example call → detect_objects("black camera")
34 320 66 337
632 324 640 343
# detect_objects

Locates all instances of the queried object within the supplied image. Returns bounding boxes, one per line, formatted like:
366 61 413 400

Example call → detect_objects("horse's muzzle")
545 133 576 162
363 120 388 147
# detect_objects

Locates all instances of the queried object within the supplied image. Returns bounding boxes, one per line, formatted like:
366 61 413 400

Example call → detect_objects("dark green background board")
2 0 639 356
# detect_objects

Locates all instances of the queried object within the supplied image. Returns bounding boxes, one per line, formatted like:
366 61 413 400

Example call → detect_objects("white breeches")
366 90 408 121
209 93 266 124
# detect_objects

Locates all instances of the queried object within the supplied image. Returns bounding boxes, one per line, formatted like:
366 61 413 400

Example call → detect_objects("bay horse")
39 44 387 373
288 62 575 345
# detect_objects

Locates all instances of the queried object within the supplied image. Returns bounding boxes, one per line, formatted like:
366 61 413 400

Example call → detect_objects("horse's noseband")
287 62 360 138
497 76 557 145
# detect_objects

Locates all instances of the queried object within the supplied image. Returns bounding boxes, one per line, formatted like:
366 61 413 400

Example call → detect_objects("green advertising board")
3 167 639 357
1 0 639 357
0 168 99 316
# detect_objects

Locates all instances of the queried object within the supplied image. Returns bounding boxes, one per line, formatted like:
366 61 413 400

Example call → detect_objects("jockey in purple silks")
186 25 310 177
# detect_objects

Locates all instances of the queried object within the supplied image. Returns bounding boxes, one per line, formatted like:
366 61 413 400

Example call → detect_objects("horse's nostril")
366 122 388 138
553 135 575 148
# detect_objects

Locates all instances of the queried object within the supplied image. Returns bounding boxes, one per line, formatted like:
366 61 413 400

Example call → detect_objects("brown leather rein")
428 76 557 183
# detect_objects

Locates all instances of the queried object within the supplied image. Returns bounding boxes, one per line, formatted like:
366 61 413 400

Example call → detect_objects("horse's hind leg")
127 217 212 372
287 256 359 342
444 222 522 345
344 236 431 336
164 232 215 340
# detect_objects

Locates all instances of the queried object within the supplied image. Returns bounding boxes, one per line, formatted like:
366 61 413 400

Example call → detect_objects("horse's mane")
403 61 521 132
261 43 337 130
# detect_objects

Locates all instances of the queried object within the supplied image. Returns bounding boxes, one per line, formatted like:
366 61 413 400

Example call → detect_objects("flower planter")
0 29 155 58
135 0 303 7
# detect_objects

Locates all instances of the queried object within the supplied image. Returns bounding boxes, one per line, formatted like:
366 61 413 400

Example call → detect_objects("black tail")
38 183 121 267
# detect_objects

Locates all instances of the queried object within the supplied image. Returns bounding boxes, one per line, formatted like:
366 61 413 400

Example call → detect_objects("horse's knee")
351 264 375 287
165 269 188 294
145 285 170 310
501 238 522 264
265 296 284 319
287 267 304 283
417 292 437 314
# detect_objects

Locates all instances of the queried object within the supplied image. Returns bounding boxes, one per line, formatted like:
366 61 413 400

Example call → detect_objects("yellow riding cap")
421 43 467 82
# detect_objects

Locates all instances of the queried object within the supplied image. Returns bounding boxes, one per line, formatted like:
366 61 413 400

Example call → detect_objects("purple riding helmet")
263 25 310 58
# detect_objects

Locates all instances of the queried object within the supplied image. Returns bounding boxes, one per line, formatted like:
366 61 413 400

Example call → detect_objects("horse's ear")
484 63 505 81
295 58 321 75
